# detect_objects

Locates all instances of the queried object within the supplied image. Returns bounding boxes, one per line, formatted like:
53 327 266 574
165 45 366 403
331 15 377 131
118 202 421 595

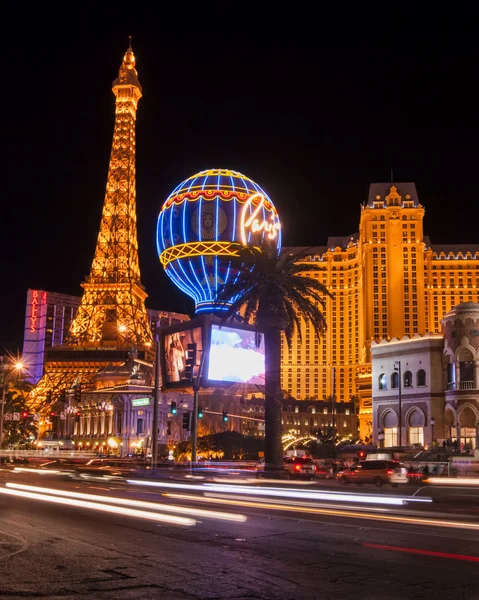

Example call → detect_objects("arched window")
379 373 387 390
404 370 413 387
391 372 399 389
417 369 426 386
287 405 292 413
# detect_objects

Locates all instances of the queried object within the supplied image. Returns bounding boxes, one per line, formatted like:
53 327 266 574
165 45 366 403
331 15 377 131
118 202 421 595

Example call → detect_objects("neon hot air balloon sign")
156 169 281 314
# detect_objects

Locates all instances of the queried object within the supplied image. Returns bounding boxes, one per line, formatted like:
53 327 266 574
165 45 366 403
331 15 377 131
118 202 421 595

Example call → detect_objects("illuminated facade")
157 169 281 314
22 290 81 384
372 302 479 450
284 183 478 439
22 288 187 385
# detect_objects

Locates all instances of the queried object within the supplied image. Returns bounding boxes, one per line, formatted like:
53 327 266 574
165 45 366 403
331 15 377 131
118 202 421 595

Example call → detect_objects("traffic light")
74 384 81 403
21 411 29 419
198 405 203 418
182 412 191 430
50 411 56 418
75 411 81 423
358 450 366 459
222 410 228 422
171 401 177 414
59 389 66 403
46 391 52 403
184 343 197 380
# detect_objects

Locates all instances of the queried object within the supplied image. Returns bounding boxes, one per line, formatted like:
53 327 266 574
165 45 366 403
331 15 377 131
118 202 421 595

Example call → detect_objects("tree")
217 247 332 474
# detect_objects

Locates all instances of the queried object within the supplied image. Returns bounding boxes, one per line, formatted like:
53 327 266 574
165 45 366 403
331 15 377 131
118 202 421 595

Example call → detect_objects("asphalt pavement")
0 469 477 600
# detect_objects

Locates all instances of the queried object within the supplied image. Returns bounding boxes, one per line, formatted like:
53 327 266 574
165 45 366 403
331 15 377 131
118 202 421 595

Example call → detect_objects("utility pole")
332 366 336 439
0 385 5 449
151 325 162 470
395 360 402 448
191 351 206 465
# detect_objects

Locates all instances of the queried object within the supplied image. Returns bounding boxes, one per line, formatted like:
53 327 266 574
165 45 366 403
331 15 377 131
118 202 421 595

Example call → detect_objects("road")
0 468 478 600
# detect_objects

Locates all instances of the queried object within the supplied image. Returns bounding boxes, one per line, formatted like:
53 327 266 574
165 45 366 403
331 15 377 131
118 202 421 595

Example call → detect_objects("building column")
473 360 479 390
455 422 461 443
455 361 461 388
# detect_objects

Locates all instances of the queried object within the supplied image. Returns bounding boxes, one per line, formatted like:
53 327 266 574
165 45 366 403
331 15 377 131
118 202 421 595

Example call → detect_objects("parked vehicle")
337 460 408 487
255 456 317 479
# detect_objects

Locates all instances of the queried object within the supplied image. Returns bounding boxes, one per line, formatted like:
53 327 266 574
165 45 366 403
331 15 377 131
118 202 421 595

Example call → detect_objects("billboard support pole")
191 350 206 465
151 326 162 470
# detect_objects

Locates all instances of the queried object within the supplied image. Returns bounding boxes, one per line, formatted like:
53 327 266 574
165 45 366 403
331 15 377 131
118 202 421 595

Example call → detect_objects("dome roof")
164 168 273 207
442 301 479 320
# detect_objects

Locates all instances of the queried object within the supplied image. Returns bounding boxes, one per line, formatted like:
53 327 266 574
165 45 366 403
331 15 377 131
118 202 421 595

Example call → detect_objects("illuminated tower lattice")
68 42 152 347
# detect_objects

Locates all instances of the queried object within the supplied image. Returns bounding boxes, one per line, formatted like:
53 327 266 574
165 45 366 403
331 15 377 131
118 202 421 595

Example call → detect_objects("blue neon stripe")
201 254 212 301
182 199 187 243
229 174 235 191
176 259 202 304
189 257 207 303
169 261 200 304
215 196 219 241
187 176 198 192
166 264 197 303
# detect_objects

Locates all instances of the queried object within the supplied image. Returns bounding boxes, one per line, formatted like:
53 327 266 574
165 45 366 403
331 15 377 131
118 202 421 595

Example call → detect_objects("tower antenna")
390 168 394 184
129 35 132 49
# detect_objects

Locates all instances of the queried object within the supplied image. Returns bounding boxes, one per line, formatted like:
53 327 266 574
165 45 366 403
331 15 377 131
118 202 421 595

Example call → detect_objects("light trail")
126 479 432 506
13 468 64 475
163 492 479 531
0 487 195 527
364 543 479 562
5 483 246 523
425 477 479 486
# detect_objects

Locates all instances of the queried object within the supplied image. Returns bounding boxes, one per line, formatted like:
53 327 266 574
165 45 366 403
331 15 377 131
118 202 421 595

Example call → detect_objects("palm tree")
216 246 332 474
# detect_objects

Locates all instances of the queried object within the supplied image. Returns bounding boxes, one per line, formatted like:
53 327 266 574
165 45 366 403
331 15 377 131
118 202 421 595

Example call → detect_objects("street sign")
60 412 66 420
33 413 40 422
4 413 12 421
13 413 20 421
132 398 150 407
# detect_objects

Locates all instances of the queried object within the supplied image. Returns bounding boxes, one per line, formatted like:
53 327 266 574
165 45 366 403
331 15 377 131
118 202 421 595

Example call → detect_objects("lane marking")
364 543 479 563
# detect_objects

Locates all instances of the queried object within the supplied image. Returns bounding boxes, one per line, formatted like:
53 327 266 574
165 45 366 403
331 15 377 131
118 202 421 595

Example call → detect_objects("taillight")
387 469 393 476
294 464 301 471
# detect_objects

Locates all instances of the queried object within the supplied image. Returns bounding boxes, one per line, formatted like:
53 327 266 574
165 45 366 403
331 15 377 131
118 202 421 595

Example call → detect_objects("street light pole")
151 326 161 470
430 417 435 447
395 360 402 449
331 366 336 440
0 385 6 449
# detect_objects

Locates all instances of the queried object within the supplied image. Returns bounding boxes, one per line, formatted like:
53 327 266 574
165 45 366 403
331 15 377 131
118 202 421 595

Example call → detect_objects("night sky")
2 20 478 351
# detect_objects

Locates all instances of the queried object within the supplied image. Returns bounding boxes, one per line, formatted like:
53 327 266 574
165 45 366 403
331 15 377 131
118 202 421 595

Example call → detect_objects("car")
337 460 408 487
256 457 316 479
283 456 317 479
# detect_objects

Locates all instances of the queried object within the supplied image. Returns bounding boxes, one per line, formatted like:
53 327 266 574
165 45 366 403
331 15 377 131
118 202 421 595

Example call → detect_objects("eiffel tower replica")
29 41 153 413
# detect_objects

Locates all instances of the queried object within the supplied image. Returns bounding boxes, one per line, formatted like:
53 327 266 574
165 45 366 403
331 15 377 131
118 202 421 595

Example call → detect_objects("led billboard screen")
163 326 202 384
207 324 265 384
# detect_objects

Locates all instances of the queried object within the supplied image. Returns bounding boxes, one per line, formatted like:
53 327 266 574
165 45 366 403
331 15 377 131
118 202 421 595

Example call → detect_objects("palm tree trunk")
263 326 284 473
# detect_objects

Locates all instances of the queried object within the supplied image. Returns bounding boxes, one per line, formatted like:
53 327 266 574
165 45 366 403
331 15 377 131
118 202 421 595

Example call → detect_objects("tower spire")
67 44 152 347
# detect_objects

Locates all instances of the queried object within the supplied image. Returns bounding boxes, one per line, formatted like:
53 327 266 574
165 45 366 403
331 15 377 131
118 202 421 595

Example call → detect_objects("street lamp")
394 360 402 448
378 430 385 449
430 417 436 446
0 357 26 448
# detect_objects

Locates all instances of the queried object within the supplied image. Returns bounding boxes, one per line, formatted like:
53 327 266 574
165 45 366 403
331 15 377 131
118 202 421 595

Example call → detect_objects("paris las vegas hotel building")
22 182 478 444
282 182 478 441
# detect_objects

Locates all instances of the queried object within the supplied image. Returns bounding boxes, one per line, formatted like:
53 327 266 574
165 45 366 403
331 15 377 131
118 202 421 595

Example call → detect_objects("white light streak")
0 487 195 526
426 477 479 486
126 479 432 506
5 483 246 523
